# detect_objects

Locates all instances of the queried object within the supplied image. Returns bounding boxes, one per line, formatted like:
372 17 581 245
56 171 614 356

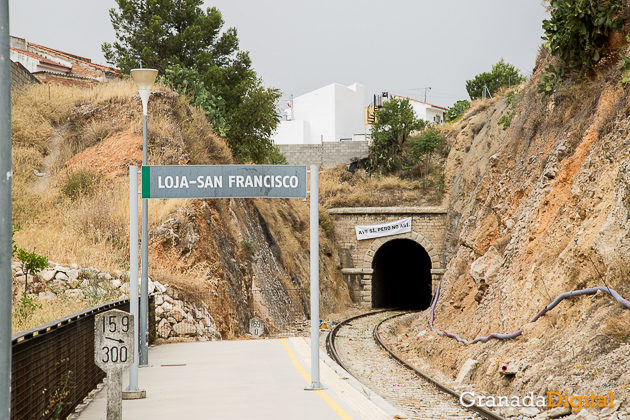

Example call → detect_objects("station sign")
142 165 307 199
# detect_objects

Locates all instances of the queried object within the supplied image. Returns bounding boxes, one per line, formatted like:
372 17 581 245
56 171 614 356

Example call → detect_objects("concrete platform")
75 337 398 420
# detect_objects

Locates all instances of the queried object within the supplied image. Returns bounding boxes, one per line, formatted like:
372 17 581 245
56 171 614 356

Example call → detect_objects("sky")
9 1 548 107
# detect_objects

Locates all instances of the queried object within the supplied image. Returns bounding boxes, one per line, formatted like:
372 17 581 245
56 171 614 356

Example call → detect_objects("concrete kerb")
290 337 399 419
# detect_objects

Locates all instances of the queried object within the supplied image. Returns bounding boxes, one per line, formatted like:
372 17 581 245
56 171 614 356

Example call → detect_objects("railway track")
326 311 504 420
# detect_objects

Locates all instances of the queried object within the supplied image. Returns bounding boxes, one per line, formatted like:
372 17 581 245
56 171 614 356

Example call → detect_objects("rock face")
148 198 351 338
394 50 630 417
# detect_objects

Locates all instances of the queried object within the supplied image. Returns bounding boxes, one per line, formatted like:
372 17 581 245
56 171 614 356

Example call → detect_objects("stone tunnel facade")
328 207 448 308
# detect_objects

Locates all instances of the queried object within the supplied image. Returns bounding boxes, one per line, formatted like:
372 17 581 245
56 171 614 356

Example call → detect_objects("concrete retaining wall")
277 141 369 168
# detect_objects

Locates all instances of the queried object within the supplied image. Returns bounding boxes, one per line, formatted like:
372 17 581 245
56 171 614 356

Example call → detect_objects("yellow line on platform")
280 339 353 420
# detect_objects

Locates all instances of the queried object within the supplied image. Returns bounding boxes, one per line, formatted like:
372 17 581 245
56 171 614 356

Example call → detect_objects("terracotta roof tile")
28 42 120 74
11 48 71 70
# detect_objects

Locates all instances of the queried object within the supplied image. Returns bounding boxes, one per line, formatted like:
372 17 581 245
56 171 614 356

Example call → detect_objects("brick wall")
10 61 39 90
328 207 448 307
329 208 447 268
277 141 369 168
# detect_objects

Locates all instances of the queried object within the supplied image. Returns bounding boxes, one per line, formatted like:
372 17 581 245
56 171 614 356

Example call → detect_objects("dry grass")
149 199 192 229
11 293 105 333
319 166 443 208
150 267 211 306
603 310 630 340
12 79 233 270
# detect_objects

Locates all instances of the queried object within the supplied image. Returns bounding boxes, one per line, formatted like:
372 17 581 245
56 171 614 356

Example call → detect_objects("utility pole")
0 1 12 418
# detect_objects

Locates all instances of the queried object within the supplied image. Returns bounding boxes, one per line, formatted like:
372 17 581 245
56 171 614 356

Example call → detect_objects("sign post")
133 164 322 390
123 166 145 399
249 317 264 338
306 165 322 390
95 309 135 420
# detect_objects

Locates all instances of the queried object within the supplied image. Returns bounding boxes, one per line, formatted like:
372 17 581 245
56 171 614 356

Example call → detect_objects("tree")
102 0 241 74
160 64 229 137
16 248 49 293
466 59 524 100
445 100 470 122
406 128 444 177
103 0 281 163
369 98 425 173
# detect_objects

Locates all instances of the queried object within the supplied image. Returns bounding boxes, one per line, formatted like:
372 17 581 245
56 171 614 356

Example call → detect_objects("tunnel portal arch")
370 238 433 310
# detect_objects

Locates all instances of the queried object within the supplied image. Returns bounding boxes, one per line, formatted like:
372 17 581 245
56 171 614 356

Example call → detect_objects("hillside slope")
11 82 351 337
392 48 630 414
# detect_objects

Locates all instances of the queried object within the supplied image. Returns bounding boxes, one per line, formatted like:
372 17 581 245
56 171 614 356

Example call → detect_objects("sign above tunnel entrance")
355 217 412 240
141 165 307 199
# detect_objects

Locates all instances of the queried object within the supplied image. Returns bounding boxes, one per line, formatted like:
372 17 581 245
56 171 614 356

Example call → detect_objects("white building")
393 95 448 124
273 82 367 145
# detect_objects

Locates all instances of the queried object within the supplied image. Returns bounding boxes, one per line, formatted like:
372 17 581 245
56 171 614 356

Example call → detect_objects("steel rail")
327 310 505 420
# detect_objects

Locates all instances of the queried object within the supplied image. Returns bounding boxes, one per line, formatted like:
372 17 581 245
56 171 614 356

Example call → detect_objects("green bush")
14 293 41 324
160 65 230 137
61 169 102 200
406 128 444 162
445 100 470 122
542 0 624 76
537 65 565 97
540 0 624 94
466 59 524 100
497 89 521 129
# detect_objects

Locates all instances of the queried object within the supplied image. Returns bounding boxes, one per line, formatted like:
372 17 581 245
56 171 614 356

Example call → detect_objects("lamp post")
130 68 158 368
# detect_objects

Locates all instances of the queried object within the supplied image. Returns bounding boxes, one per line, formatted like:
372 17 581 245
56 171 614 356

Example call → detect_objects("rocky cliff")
394 48 630 415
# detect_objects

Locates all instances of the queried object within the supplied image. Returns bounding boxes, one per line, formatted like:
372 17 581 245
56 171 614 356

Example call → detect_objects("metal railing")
11 296 155 420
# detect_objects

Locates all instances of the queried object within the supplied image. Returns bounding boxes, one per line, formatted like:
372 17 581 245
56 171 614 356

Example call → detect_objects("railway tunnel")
371 239 433 310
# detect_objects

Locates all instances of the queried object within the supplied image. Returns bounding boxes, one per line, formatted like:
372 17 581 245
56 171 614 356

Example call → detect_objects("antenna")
411 86 432 102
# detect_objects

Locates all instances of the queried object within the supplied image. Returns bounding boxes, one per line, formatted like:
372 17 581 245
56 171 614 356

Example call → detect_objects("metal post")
306 165 322 390
123 166 142 396
140 112 149 366
0 2 11 417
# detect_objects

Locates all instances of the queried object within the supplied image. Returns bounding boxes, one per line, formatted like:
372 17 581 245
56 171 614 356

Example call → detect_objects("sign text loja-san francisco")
142 165 307 199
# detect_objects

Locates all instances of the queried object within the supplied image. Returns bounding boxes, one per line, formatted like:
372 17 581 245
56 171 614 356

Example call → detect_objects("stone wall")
327 207 448 307
12 261 221 341
277 141 369 168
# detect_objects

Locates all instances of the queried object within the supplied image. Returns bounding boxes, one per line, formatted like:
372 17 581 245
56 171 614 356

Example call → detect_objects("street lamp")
131 68 157 370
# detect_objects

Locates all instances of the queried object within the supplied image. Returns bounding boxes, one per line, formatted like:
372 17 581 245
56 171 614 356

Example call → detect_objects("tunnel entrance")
371 239 432 310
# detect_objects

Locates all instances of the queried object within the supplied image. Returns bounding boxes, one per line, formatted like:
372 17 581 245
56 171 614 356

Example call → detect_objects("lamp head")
130 68 158 91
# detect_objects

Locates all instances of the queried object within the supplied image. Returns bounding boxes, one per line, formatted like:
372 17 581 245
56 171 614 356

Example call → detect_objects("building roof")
10 48 71 70
393 95 448 111
28 42 120 74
